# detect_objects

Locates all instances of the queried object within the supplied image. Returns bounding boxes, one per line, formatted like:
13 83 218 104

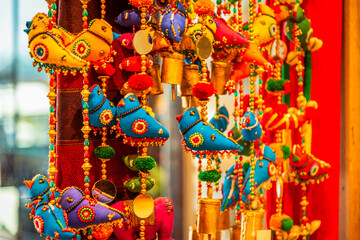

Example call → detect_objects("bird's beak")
118 99 125 107
176 114 183 123
24 180 34 189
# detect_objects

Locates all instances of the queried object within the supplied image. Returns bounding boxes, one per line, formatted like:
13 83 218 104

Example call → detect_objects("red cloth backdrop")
266 0 342 240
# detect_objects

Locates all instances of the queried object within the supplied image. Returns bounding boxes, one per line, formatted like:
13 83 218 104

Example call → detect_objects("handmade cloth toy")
59 187 125 232
66 19 114 63
179 16 217 52
115 9 153 28
251 3 277 46
221 145 276 210
26 13 88 70
117 33 134 49
209 106 229 133
145 26 173 52
288 144 331 183
177 107 241 158
112 197 174 240
119 56 152 72
83 85 117 128
24 175 80 240
284 5 323 52
159 1 186 42
261 101 318 131
240 111 263 141
213 17 248 47
221 164 241 211
228 125 252 156
116 94 170 147
242 145 276 202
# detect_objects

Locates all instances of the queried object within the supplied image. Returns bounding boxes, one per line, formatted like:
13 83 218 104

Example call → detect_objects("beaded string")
214 95 221 192
81 0 90 29
46 0 57 25
100 0 106 19
47 71 58 205
248 0 256 202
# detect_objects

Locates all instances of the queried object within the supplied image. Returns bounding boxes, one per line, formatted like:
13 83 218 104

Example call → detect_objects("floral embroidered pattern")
99 110 114 125
188 132 204 148
78 205 95 222
33 43 49 61
73 39 91 59
33 216 44 234
132 119 148 135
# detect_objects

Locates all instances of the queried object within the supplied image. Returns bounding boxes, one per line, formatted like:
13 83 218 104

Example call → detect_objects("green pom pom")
94 146 115 159
281 145 291 160
198 170 221 182
266 78 289 92
281 218 294 232
243 162 250 173
134 156 156 171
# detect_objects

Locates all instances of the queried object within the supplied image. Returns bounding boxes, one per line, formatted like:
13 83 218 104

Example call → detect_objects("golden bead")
140 220 146 225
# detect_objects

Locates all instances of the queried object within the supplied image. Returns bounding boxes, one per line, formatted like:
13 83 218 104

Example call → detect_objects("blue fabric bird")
116 94 170 147
242 145 276 202
177 107 241 158
240 110 262 141
24 175 80 240
221 145 276 210
209 106 229 133
115 10 153 28
160 1 186 42
83 85 117 128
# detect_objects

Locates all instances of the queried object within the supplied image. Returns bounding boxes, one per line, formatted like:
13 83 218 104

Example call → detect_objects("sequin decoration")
33 43 49 61
99 109 114 125
78 206 95 222
33 216 44 234
132 119 148 135
309 164 319 177
188 132 204 148
73 39 91 59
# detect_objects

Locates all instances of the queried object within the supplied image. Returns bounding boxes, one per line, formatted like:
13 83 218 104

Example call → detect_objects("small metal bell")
219 209 230 231
189 225 199 240
211 61 233 95
161 52 185 100
197 198 221 237
240 210 265 240
181 64 200 96
231 224 241 240
147 63 164 95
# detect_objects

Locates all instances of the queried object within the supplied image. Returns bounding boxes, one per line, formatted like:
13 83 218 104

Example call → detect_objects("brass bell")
147 63 164 95
219 209 230 231
240 210 265 240
211 61 232 95
197 198 221 238
181 64 200 96
189 225 199 240
161 52 185 100
231 224 241 240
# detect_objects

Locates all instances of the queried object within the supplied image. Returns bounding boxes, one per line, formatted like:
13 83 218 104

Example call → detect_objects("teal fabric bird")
83 85 117 128
209 106 229 133
24 175 80 240
177 107 241 158
116 94 170 147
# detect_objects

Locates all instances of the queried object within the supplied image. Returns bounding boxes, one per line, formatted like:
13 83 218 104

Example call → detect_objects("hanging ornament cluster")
23 0 330 239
